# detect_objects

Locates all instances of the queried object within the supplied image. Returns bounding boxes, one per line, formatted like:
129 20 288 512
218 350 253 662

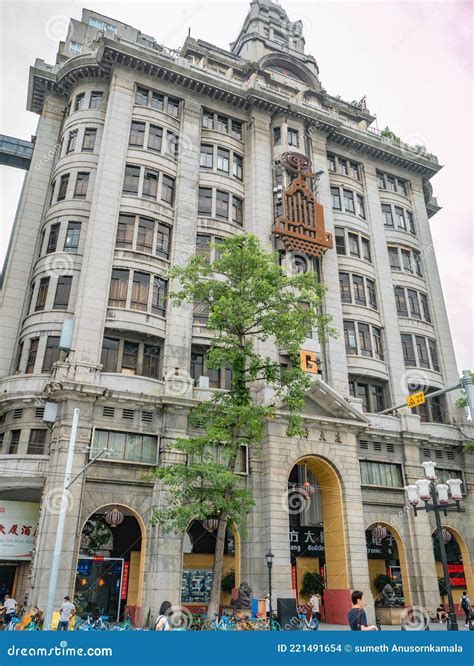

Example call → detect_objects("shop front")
0 500 39 603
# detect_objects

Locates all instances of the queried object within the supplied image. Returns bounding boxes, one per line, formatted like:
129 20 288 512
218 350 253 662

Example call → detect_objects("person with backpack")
155 600 172 630
459 591 472 626
347 590 378 631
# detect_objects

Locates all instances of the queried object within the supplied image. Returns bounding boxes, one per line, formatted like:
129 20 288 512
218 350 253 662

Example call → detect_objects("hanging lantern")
82 521 95 536
441 528 452 544
105 506 124 528
306 485 316 496
202 518 219 533
372 524 387 541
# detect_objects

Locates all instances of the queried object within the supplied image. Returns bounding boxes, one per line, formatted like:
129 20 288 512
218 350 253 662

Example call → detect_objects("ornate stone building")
0 1 472 626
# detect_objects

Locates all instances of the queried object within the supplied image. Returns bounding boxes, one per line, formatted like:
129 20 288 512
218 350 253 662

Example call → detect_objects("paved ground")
317 621 471 632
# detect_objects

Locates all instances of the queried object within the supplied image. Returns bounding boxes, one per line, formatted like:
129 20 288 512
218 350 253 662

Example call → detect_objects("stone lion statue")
231 582 252 610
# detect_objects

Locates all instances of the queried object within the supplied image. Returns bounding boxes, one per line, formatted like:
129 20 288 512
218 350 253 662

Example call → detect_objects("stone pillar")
0 94 65 378
244 109 273 248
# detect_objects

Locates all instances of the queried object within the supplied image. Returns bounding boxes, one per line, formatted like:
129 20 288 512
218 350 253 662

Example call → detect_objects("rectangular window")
360 461 403 487
166 131 178 158
64 221 81 252
202 110 214 129
331 187 341 210
217 147 230 173
136 217 154 253
8 431 20 455
387 175 396 192
27 429 47 455
339 272 351 303
373 327 384 360
161 175 175 205
193 300 209 325
131 272 150 311
428 339 440 372
155 223 171 259
109 269 129 308
26 338 39 374
370 384 385 412
395 206 406 229
287 128 299 147
388 247 401 270
420 293 431 322
57 174 69 201
42 336 60 372
217 115 228 133
198 187 212 215
200 144 213 168
401 249 413 272
148 124 163 152
190 351 204 380
348 233 360 257
74 172 89 198
69 41 82 54
47 223 60 253
129 121 145 147
167 97 180 118
382 204 393 226
358 322 372 357
143 343 160 378
350 162 360 180
416 336 430 368
74 93 86 112
116 214 135 249
151 91 164 110
122 341 139 374
361 237 371 262
273 127 281 145
151 277 167 316
413 250 423 276
398 179 407 196
338 158 348 176
327 154 336 172
232 196 243 225
401 334 416 366
82 127 97 151
92 429 157 465
377 172 386 189
123 165 140 195
53 275 72 310
196 234 211 262
394 287 408 316
407 211 416 235
343 189 355 214
407 289 421 319
335 228 346 255
216 190 229 219
135 86 149 106
143 169 158 199
66 130 77 153
366 279 377 309
231 120 242 140
356 194 365 218
101 338 119 372
89 91 103 109
343 320 357 354
233 154 243 180
352 275 366 306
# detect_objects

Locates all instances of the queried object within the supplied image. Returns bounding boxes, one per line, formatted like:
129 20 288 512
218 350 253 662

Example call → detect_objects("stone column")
244 109 273 248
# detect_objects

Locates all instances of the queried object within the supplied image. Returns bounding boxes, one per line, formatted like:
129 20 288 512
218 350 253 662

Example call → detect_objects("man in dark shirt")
348 590 378 630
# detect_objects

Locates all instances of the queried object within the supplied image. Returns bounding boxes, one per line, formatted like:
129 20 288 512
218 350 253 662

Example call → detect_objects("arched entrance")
432 526 474 605
366 522 412 607
74 504 145 626
287 456 349 622
180 520 240 612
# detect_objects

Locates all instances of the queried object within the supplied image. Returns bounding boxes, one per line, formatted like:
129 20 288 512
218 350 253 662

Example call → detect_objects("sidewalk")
317 621 471 631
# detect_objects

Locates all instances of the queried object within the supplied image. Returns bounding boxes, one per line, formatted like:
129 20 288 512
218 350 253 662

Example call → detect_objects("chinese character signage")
406 391 425 408
365 529 396 560
0 501 40 560
289 526 324 557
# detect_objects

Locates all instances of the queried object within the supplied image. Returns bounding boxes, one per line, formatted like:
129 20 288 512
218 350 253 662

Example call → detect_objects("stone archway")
366 521 412 607
432 526 474 603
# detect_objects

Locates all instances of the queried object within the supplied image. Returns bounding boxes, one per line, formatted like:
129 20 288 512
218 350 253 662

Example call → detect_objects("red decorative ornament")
105 507 124 528
202 518 219 533
372 524 388 541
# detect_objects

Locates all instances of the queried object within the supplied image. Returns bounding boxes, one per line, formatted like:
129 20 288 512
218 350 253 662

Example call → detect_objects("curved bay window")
349 375 387 413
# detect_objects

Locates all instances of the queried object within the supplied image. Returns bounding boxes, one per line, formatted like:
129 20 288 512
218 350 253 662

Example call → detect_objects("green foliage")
82 521 112 556
373 574 392 593
456 370 473 409
300 571 325 597
380 126 401 144
221 570 235 594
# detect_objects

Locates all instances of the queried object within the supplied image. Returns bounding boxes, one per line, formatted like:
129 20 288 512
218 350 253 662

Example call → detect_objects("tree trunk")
207 511 229 618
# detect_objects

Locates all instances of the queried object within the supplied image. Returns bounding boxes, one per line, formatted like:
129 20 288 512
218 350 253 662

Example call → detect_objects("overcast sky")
1 0 472 370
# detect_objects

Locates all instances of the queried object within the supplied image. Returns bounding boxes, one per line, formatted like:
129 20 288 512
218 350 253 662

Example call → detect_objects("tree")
151 233 334 617
373 574 392 593
300 571 325 597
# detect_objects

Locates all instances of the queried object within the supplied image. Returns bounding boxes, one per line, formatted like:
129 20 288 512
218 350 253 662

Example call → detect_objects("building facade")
0 0 472 626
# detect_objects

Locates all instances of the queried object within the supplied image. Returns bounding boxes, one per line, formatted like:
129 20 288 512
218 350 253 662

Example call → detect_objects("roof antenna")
188 27 191 37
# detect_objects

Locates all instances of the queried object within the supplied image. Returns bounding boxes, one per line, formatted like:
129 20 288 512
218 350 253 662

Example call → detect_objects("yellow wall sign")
300 350 318 374
406 391 425 408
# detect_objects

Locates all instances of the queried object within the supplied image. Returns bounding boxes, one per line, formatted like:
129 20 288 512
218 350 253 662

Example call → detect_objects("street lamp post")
405 462 464 631
265 550 274 630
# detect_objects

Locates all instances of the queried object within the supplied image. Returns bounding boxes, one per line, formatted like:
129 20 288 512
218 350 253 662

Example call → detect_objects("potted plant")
221 570 235 594
300 571 325 597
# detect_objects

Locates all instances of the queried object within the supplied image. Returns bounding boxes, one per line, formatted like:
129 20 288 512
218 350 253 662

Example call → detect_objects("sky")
1 0 472 370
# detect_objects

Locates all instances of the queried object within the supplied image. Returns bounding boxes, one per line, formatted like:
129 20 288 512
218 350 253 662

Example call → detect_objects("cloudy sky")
1 0 472 370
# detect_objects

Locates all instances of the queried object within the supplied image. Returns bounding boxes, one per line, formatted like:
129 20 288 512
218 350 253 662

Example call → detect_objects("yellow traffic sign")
407 391 425 408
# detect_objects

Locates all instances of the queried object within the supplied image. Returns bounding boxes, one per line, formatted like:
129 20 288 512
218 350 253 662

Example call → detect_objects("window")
287 128 299 147
352 275 366 306
356 194 365 218
196 234 211 262
382 204 393 226
89 91 103 109
193 300 209 325
129 121 145 147
401 334 416 366
388 247 400 270
57 175 69 201
166 131 178 158
339 272 351 303
377 172 386 189
398 179 407 196
217 115 228 133
143 344 160 378
350 162 360 180
109 269 129 307
27 430 47 455
233 154 243 180
151 92 164 110
273 127 281 145
394 287 408 316
46 223 60 253
74 172 89 198
338 158 347 176
35 277 50 311
343 189 355 214
232 196 243 226
349 378 386 413
401 249 412 272
231 120 242 140
387 175 396 192
82 127 97 151
136 86 149 106
42 336 60 372
131 272 149 311
69 41 82 54
360 461 403 487
348 233 360 257
136 217 154 253
216 190 229 219
64 221 81 252
331 187 341 210
8 431 20 455
74 93 86 112
407 289 421 319
49 181 56 206
395 206 406 229
190 351 204 381
415 336 430 368
428 339 440 372
92 429 157 464
335 227 346 255
413 250 422 276
407 211 416 235
190 348 230 389
156 223 171 259
161 175 175 205
116 214 134 249
200 144 213 168
123 165 140 194
361 237 371 262
66 130 77 153
202 110 214 129
217 148 229 173
143 169 158 199
26 338 39 374
328 154 336 172
198 187 212 215
373 327 384 360
366 279 377 309
420 293 431 322
101 338 119 372
167 97 180 117
343 321 357 354
151 277 167 316
53 275 72 310
148 124 163 152
358 323 372 357
122 341 139 374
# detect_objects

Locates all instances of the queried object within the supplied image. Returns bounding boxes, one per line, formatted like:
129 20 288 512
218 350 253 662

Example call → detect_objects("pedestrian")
57 596 76 630
155 601 172 630
459 591 472 626
436 604 449 623
1 594 18 625
347 590 378 631
309 591 320 628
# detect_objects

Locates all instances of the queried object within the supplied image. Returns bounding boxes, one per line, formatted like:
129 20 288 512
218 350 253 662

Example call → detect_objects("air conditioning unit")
196 375 209 389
